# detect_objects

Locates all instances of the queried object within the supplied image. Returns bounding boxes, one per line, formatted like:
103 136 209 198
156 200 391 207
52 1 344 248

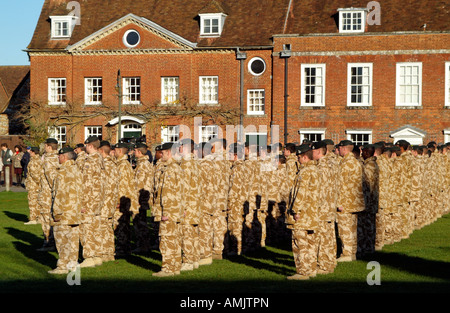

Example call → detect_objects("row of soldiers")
24 135 449 278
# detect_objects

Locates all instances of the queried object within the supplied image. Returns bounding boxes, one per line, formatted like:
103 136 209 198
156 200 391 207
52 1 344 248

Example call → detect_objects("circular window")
123 29 141 48
248 57 266 76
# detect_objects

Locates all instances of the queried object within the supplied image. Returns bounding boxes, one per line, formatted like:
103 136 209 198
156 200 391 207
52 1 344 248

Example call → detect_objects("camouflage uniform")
38 149 59 249
316 156 337 273
100 154 118 261
179 152 201 268
79 151 104 265
385 156 403 244
50 159 82 273
285 154 299 192
25 154 42 223
134 154 154 252
243 152 259 251
287 159 319 278
336 151 365 260
375 153 391 249
154 157 183 274
227 159 247 255
115 153 139 256
75 150 87 171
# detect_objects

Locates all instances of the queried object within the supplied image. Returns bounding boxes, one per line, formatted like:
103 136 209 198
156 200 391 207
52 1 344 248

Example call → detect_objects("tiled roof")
0 66 30 113
27 0 450 51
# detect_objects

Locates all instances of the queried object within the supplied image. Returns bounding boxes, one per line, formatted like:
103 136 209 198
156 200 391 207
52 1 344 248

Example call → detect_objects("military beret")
362 144 375 149
85 135 100 144
30 147 40 154
59 146 74 154
115 142 130 149
99 140 110 148
311 140 327 150
388 146 400 152
296 144 311 155
373 142 384 149
160 142 174 151
135 142 148 149
155 144 163 151
338 139 354 147
322 139 334 146
75 143 85 148
45 138 58 144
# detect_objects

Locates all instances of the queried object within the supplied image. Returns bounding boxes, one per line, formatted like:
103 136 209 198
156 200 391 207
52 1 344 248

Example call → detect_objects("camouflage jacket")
101 155 118 219
213 151 232 214
179 153 201 225
287 160 319 230
363 156 379 213
337 152 365 213
116 154 139 216
135 155 155 209
377 154 393 209
198 154 219 216
156 157 183 223
25 155 43 190
244 153 259 211
51 160 82 226
316 156 336 222
285 154 299 191
227 159 247 223
39 151 60 212
75 151 87 171
81 152 104 217
152 159 165 221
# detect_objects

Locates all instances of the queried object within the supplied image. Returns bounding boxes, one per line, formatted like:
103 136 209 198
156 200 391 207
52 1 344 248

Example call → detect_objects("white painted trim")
395 62 422 107
300 64 326 107
347 63 373 106
247 89 265 115
108 116 145 125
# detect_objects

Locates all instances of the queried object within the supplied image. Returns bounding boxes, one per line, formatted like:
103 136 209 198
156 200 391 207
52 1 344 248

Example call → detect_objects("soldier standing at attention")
336 140 365 262
286 144 319 280
312 140 337 275
177 139 201 271
48 147 82 274
152 142 183 277
114 142 139 257
24 147 42 225
284 143 299 192
133 143 154 254
37 138 60 252
79 136 105 268
74 143 87 171
98 141 118 262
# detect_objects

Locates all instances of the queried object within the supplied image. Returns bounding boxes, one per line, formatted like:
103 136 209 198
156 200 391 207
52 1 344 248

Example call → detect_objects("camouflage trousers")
100 217 115 259
399 202 413 238
414 200 427 229
291 227 317 276
375 209 385 249
133 208 151 251
198 212 213 259
213 212 228 257
114 207 131 255
227 218 244 255
159 220 182 273
27 188 40 222
336 212 358 258
39 211 52 242
53 223 80 270
357 211 376 254
383 208 402 245
316 220 337 272
181 223 199 265
79 214 102 259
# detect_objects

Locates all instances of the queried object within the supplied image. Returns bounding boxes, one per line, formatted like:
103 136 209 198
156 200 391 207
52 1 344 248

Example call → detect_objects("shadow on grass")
117 250 162 273
3 210 29 223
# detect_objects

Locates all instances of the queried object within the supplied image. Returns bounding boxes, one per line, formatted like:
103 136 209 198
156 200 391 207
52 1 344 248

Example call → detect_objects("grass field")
1 190 449 297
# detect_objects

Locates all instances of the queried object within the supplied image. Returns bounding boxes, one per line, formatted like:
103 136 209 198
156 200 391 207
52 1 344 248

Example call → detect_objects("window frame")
48 126 67 148
347 63 373 107
247 89 265 115
84 77 103 105
199 13 226 37
299 129 326 143
161 77 180 105
50 16 78 39
122 77 141 105
346 130 373 145
445 62 450 107
396 62 422 107
338 9 367 33
161 125 180 143
248 57 267 77
199 125 219 143
84 126 103 141
301 64 326 107
199 76 219 105
48 78 67 105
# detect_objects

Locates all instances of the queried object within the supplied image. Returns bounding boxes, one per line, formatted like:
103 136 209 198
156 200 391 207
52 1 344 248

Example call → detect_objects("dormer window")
50 16 78 38
199 13 226 37
338 8 367 33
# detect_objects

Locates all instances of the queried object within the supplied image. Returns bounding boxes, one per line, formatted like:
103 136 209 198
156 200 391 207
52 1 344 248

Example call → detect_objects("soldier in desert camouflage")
98 141 118 262
286 144 319 280
24 147 42 225
48 147 82 274
152 142 183 277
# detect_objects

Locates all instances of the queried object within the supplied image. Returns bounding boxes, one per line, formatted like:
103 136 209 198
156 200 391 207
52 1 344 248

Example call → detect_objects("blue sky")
0 0 46 65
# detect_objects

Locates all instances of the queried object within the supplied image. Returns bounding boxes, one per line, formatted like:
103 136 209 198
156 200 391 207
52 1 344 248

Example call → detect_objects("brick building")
26 0 450 148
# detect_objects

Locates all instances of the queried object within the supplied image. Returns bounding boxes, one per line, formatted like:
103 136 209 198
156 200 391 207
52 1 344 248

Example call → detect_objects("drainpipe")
236 48 247 143
280 44 291 145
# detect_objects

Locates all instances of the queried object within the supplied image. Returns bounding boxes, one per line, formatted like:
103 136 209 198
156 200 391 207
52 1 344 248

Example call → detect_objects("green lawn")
1 191 449 295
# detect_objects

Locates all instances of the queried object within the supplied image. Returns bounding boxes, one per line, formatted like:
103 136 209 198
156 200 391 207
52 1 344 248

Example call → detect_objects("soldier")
373 142 390 250
48 147 82 274
243 141 259 252
284 143 299 191
74 143 87 171
256 145 272 248
286 144 319 280
335 140 365 262
385 145 402 244
24 147 42 225
37 138 60 252
211 138 230 260
226 143 247 256
150 144 164 250
312 140 337 274
98 141 118 262
133 142 154 254
114 142 139 257
152 142 183 277
178 138 201 270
